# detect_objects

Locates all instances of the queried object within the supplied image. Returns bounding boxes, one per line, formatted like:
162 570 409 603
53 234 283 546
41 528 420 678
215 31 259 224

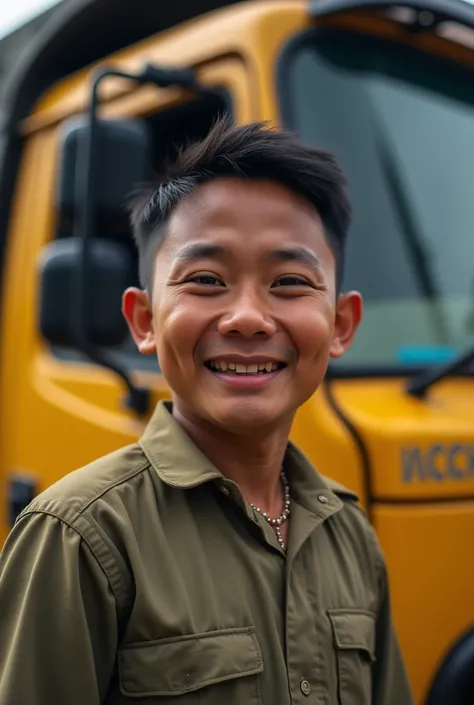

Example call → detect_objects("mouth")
204 360 287 376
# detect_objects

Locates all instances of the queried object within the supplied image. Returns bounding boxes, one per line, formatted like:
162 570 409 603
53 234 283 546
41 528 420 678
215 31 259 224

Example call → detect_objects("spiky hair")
128 116 351 290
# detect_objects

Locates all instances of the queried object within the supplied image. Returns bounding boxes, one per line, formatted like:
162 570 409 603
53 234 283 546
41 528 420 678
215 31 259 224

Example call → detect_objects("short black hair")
128 116 351 291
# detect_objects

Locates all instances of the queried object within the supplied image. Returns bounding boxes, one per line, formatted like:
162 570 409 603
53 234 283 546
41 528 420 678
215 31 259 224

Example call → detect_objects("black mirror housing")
57 117 152 237
39 238 135 348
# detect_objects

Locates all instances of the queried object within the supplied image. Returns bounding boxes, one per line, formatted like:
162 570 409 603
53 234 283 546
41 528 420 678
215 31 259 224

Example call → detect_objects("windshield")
280 31 474 373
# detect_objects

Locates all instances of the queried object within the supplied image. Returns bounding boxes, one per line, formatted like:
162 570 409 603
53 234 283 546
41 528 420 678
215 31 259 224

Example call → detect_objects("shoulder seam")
79 458 151 513
18 507 133 622
19 456 152 520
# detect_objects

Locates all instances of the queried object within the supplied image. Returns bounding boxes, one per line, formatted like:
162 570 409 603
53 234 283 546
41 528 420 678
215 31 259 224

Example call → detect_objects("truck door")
0 57 252 543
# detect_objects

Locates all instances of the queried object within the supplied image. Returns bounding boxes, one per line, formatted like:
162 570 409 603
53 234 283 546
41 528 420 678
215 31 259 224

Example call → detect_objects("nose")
217 290 277 338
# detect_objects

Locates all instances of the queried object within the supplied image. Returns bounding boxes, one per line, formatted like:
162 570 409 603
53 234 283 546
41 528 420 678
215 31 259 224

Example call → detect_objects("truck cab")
1 1 474 702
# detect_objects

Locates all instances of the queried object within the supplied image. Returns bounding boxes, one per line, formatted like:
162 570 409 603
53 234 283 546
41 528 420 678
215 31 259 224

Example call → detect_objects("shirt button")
300 679 311 696
318 494 328 504
220 486 231 496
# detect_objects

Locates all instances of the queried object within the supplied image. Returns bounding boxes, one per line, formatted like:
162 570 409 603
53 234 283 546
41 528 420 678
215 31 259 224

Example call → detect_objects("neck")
172 404 293 513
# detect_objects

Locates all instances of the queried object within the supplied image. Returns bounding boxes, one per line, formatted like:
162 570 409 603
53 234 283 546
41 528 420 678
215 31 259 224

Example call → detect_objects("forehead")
162 177 333 263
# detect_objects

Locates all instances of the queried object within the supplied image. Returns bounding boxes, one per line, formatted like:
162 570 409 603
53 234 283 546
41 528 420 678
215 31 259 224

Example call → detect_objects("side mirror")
40 116 151 351
39 238 135 348
56 116 152 237
43 99 155 414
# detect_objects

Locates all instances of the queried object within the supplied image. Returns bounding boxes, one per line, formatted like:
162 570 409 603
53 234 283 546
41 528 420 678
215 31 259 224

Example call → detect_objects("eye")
188 274 224 287
273 275 312 288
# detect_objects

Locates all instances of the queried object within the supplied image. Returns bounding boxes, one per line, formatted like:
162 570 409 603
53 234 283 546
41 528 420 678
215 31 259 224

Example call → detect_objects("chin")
207 399 291 433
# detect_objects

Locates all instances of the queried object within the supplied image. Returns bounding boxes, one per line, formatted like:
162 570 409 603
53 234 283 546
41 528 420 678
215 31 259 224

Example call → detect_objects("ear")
122 287 156 355
329 291 363 358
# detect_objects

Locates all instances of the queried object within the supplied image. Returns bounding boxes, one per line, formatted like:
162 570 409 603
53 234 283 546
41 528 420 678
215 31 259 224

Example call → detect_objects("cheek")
153 296 208 371
287 300 335 360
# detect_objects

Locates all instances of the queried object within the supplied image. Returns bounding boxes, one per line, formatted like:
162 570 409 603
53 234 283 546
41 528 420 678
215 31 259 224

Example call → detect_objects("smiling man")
0 119 413 704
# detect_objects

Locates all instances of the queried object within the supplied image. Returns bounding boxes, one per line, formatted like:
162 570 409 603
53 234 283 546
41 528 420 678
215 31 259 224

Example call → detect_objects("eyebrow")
268 247 322 270
174 243 226 265
174 243 322 270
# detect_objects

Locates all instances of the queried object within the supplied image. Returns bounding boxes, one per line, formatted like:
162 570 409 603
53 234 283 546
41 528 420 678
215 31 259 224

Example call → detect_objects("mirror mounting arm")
74 64 203 415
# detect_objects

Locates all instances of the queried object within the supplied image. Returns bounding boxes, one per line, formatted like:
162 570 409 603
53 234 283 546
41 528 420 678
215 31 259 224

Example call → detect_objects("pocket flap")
328 610 376 661
118 627 263 697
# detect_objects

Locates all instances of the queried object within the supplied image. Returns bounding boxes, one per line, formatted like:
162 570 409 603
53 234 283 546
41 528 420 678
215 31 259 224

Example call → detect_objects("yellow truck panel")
1 1 474 702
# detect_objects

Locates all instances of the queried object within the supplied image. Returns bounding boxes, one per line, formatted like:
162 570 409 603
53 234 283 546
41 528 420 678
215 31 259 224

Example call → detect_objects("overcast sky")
0 1 64 39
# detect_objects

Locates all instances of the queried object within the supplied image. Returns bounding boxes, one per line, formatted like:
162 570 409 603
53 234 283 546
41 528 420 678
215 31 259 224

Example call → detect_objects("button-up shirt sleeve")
0 511 118 705
372 555 414 705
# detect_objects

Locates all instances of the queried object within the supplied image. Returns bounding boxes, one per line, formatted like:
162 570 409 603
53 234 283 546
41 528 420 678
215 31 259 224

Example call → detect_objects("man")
0 118 413 704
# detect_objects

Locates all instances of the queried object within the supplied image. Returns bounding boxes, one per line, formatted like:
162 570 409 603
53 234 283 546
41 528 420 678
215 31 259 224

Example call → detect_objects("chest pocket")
328 609 376 705
118 627 263 704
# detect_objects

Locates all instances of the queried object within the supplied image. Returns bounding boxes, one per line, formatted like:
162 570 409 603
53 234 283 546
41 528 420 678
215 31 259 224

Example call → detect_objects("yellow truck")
1 0 474 701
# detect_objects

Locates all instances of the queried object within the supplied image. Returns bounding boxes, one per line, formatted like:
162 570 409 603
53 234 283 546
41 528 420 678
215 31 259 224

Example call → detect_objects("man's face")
124 178 362 432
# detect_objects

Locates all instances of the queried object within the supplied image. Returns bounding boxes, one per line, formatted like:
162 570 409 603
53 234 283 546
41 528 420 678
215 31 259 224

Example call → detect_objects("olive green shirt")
0 401 413 705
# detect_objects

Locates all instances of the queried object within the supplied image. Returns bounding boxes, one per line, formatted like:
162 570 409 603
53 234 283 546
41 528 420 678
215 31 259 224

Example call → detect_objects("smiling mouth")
204 360 287 375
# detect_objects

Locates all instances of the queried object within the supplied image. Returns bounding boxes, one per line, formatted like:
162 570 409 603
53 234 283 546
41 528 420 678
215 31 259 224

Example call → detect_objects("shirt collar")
140 401 359 518
139 401 222 488
283 441 359 520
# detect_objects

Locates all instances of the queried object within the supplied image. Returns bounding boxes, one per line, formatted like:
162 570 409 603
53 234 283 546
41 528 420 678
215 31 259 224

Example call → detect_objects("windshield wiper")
371 118 473 398
373 121 451 344
407 344 474 398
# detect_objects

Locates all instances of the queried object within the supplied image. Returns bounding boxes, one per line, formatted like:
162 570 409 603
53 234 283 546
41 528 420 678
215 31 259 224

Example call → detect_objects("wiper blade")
407 344 474 398
373 122 451 343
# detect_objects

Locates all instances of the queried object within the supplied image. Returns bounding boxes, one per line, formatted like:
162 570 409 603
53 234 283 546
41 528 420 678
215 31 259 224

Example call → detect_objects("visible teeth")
208 360 282 374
